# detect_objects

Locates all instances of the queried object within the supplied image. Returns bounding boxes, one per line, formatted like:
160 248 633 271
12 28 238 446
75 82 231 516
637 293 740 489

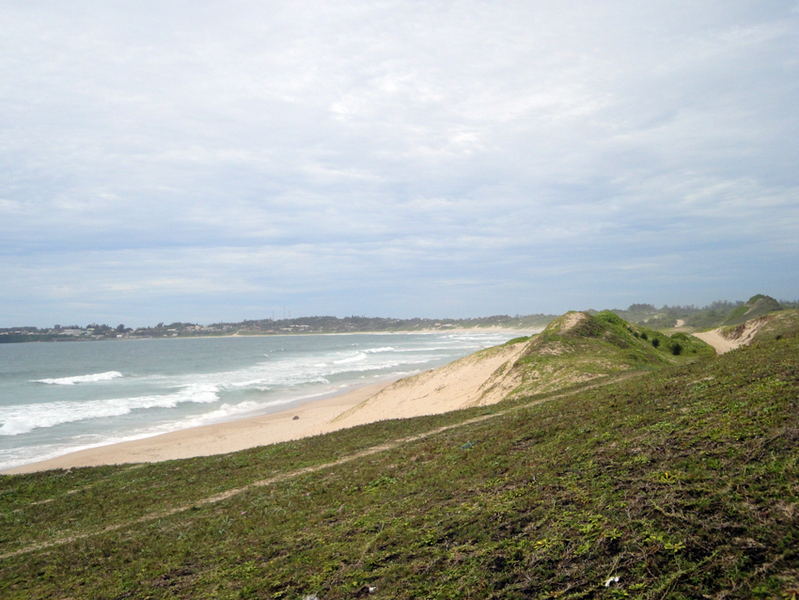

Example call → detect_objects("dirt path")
1 373 643 561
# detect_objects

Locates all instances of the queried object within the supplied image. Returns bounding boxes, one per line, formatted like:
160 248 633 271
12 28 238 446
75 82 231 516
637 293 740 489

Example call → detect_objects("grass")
502 311 714 399
722 295 783 327
1 323 798 599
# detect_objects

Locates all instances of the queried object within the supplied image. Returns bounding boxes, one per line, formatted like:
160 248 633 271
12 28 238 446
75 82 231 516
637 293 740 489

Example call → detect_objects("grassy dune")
1 313 798 599
495 310 714 401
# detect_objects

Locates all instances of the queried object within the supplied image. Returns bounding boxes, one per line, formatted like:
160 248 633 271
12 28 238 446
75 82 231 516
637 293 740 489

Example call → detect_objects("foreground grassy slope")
2 326 798 599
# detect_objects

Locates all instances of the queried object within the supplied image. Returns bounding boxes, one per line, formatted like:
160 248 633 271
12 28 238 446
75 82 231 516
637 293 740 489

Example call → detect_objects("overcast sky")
2 1 798 327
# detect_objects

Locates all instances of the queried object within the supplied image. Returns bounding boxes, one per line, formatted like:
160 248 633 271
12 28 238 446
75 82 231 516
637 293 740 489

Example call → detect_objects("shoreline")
3 380 398 475
0 326 545 345
4 331 538 475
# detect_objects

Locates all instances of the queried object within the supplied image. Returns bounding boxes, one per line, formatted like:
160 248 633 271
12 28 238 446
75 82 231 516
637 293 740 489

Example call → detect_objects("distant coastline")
0 314 556 344
4 295 797 343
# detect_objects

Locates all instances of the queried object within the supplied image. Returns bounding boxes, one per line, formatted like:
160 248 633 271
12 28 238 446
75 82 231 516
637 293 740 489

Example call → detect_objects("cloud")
1 1 798 325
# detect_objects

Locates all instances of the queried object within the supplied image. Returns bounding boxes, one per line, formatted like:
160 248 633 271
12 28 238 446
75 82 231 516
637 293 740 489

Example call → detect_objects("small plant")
651 338 659 348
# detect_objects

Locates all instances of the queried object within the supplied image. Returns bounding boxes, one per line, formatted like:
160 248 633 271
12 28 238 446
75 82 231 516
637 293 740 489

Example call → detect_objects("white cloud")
1 1 798 325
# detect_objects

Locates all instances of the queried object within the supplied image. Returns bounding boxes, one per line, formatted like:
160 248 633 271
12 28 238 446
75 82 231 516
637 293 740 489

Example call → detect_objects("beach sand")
5 338 530 474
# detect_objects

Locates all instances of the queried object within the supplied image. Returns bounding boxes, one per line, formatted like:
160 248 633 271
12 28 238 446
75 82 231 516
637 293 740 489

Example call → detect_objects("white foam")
1 330 524 469
333 352 368 365
0 383 220 436
32 371 124 385
178 401 265 428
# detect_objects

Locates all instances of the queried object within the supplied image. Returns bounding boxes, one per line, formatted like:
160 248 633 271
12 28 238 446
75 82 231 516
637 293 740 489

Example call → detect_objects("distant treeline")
205 313 555 335
607 295 798 329
0 314 556 343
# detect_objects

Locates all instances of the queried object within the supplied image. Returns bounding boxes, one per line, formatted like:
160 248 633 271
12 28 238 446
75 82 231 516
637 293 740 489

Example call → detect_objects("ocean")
0 331 519 471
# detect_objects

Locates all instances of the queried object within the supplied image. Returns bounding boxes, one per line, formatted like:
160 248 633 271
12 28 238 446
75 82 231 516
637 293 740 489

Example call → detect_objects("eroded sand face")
317 341 531 433
692 318 768 354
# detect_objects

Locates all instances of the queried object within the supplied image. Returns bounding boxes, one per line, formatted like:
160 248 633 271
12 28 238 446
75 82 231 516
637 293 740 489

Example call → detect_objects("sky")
2 1 798 328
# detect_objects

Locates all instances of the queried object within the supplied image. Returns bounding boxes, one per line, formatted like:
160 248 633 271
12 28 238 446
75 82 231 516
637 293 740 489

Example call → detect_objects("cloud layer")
2 1 798 326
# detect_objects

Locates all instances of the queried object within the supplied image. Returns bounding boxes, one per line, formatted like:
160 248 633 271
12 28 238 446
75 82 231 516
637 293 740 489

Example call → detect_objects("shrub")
596 311 625 326
651 338 660 348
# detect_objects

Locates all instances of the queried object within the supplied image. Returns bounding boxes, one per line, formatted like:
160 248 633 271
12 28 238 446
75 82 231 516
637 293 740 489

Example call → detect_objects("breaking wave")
32 371 124 385
0 384 220 436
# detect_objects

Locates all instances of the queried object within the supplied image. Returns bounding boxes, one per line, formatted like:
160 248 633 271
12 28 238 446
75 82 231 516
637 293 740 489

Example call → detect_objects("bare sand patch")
559 311 587 333
692 317 769 354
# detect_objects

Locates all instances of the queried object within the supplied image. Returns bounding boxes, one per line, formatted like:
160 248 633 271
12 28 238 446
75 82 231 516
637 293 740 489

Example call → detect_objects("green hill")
493 310 713 400
1 314 798 599
722 294 783 327
750 307 799 341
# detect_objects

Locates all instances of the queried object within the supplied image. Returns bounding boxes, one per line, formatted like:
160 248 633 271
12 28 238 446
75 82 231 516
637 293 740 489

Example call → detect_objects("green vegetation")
607 295 797 331
722 295 784 327
503 336 532 346
752 309 799 341
2 314 798 599
500 311 713 398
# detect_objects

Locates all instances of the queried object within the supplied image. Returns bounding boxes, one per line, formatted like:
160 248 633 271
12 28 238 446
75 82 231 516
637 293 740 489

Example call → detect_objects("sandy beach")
5 337 530 474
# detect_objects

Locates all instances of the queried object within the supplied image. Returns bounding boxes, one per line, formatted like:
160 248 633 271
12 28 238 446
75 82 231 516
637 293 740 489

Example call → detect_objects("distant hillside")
607 294 795 330
0 313 557 343
722 294 783 326
224 313 556 335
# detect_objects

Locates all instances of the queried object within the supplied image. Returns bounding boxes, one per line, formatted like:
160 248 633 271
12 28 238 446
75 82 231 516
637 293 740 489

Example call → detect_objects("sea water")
0 331 519 471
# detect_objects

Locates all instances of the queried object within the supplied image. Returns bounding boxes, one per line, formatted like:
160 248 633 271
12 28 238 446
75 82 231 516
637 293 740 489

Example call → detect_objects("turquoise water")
0 331 517 470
